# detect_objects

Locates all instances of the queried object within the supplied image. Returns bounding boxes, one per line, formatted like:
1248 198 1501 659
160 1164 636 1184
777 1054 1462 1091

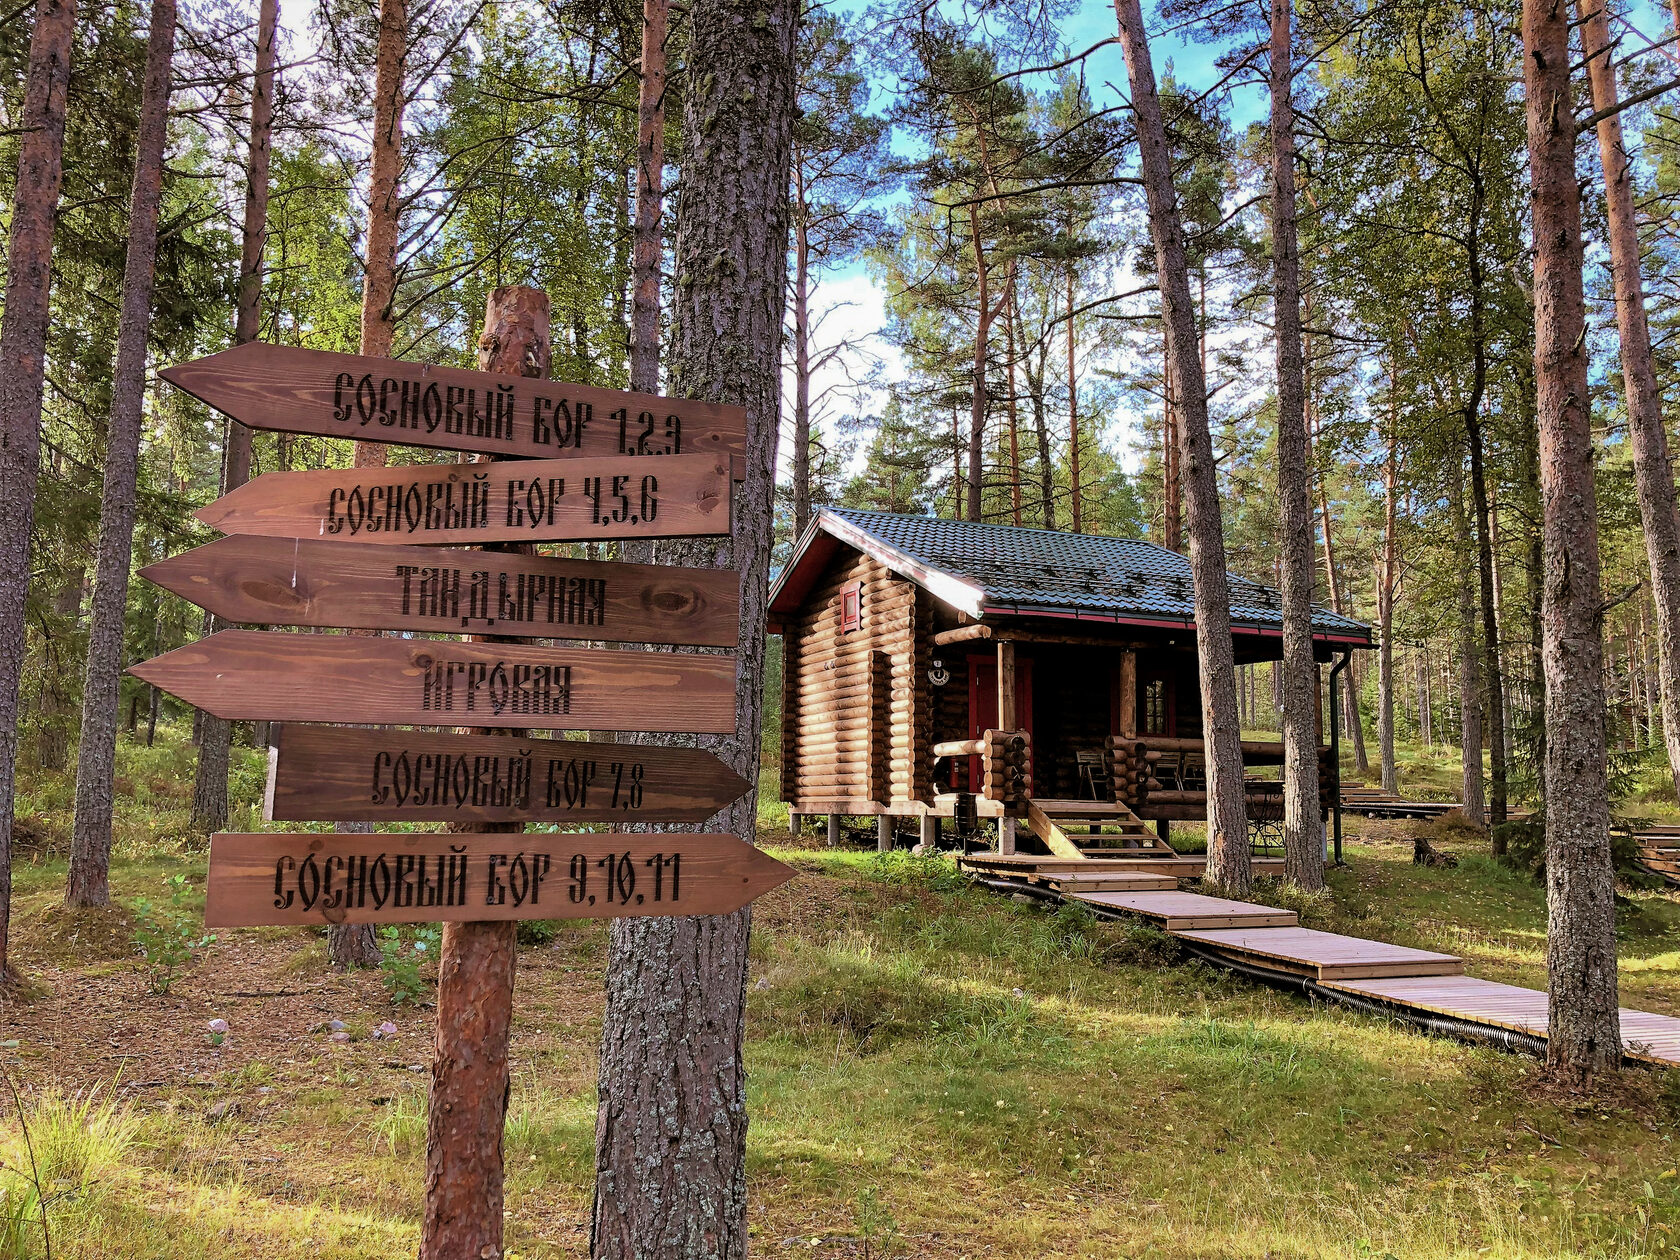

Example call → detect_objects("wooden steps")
1066 889 1297 930
1632 835 1680 882
1033 870 1177 892
1175 926 1464 980
960 852 1287 879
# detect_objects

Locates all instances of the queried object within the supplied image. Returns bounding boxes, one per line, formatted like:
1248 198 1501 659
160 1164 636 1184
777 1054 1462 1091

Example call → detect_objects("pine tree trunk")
1066 264 1082 532
590 0 795 1247
1465 417 1508 822
630 0 667 393
418 285 548 1260
0 0 76 980
1113 0 1249 894
1004 286 1022 526
67 0 177 908
1379 416 1399 794
1580 0 1680 798
191 0 275 836
1016 298 1056 531
791 163 812 540
1448 462 1487 825
1269 0 1323 889
1524 0 1621 1085
328 0 406 971
966 204 991 522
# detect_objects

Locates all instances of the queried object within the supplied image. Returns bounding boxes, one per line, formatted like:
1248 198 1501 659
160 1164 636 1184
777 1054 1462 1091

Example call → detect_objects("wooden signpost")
140 535 740 645
147 303 770 1260
264 724 753 824
161 341 748 462
204 830 791 928
195 453 732 546
129 629 738 733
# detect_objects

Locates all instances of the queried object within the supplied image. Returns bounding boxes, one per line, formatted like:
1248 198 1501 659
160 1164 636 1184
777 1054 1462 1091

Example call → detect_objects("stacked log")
980 729 1031 814
1105 736 1162 810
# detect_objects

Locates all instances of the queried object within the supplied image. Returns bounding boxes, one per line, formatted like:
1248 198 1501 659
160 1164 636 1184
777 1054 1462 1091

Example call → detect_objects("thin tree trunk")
1004 285 1022 525
590 0 795 1248
1418 649 1432 747
1067 263 1082 532
1448 461 1487 826
418 286 548 1260
1162 350 1181 550
191 0 276 836
67 0 177 908
1525 0 1621 1085
329 0 406 971
1581 0 1680 798
1015 296 1056 531
0 0 76 980
966 203 992 522
791 162 812 539
1113 0 1249 894
1379 403 1399 794
630 0 667 393
1269 0 1322 889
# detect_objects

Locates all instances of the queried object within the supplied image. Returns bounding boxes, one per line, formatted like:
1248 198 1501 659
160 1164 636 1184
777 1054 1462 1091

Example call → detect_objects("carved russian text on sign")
140 536 740 646
129 630 737 733
161 342 747 461
264 725 752 823
204 831 794 927
196 454 730 545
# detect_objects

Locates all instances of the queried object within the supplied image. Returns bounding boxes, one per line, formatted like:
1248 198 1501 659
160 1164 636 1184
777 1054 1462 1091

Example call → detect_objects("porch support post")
877 815 894 853
1119 651 1138 737
998 816 1017 855
919 814 937 848
997 639 1017 730
827 813 841 847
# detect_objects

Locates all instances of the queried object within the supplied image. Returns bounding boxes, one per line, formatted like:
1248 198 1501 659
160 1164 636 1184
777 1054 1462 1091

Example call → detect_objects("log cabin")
768 507 1373 864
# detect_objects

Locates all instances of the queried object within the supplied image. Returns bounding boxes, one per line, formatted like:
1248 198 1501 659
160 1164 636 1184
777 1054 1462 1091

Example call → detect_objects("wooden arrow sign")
129 629 737 733
195 454 730 546
161 342 747 461
264 724 751 824
204 830 794 927
140 536 740 646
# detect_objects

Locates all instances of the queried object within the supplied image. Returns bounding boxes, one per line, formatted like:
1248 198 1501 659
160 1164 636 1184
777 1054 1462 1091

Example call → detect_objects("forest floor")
1 729 1678 1258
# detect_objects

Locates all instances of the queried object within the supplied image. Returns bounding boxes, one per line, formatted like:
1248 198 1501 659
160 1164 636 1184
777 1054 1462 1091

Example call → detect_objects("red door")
967 655 1033 790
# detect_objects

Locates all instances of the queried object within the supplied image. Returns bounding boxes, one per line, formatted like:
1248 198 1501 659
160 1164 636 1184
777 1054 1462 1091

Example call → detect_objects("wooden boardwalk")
958 853 1680 1068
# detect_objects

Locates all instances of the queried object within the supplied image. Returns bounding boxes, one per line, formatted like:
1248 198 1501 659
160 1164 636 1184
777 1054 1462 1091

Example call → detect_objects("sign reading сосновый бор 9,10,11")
264 725 753 824
128 630 738 734
195 454 730 546
205 832 795 928
140 536 740 646
160 342 747 462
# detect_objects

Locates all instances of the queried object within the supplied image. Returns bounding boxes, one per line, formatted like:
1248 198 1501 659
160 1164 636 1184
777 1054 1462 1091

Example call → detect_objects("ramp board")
1035 871 1178 892
1173 926 1464 981
1066 889 1298 930
1319 974 1680 1068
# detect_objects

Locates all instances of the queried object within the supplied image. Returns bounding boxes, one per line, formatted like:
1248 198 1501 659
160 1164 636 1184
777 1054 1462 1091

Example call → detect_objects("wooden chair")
1076 749 1109 800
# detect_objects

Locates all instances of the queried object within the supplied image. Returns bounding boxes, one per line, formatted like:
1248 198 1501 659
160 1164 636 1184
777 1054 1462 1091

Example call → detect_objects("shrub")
379 926 440 1005
130 876 214 994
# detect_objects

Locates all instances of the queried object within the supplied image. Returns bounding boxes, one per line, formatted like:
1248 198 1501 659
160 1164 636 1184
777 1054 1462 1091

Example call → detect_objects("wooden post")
877 816 893 853
827 813 841 847
998 640 1017 728
919 814 937 848
999 817 1017 855
788 811 802 835
420 286 549 1260
1119 651 1138 737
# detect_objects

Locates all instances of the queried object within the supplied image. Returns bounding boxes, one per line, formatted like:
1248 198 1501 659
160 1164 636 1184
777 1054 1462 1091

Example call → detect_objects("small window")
839 581 862 633
1143 679 1167 735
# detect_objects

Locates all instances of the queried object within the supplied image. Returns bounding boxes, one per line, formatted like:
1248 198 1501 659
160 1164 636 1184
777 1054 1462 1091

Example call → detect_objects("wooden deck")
957 851 1680 1068
961 851 1288 879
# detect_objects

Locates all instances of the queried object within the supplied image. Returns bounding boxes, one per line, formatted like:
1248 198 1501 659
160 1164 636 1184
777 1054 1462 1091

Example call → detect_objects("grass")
0 724 1676 1256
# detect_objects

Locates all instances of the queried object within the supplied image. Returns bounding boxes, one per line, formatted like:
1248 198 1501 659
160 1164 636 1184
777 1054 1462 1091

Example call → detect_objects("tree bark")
67 0 177 908
1113 0 1249 894
1524 0 1621 1085
1447 460 1486 826
1580 0 1680 798
419 286 549 1260
590 0 795 1247
329 0 407 970
1004 285 1023 525
1066 262 1082 532
191 0 277 837
0 0 76 980
1269 0 1323 890
630 0 667 393
791 159 812 540
966 203 993 522
1379 404 1399 795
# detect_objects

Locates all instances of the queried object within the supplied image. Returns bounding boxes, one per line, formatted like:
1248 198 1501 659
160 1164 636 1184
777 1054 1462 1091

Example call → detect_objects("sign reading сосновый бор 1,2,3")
160 341 747 462
205 832 794 928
